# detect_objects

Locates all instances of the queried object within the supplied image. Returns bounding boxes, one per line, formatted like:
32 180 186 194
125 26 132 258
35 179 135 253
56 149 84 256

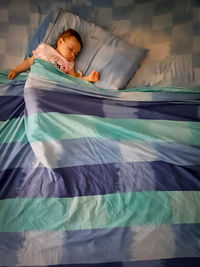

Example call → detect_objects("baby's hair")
56 29 83 48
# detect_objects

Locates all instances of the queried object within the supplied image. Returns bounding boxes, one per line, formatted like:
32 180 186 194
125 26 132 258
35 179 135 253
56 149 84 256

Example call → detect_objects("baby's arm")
67 67 99 83
8 55 35 80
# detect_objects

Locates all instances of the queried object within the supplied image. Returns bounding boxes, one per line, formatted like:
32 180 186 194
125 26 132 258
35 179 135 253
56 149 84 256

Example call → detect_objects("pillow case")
27 7 148 90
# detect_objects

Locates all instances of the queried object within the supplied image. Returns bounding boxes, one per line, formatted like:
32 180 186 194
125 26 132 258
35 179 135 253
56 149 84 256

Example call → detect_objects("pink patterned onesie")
32 43 74 73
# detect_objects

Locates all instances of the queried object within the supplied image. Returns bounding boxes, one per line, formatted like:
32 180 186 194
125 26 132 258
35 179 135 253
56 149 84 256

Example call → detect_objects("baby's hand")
8 69 18 80
84 70 99 83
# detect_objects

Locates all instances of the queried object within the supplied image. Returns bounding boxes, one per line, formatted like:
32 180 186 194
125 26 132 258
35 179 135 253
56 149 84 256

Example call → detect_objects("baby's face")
56 36 81 62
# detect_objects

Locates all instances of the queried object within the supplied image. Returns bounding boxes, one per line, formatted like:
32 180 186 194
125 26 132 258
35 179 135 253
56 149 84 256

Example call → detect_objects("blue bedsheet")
0 59 200 266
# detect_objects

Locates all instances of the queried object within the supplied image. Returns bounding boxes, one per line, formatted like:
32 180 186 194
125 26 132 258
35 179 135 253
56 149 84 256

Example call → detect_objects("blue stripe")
172 224 200 258
0 96 24 121
0 141 37 170
60 227 133 264
0 77 26 97
60 225 200 264
153 142 200 166
1 162 199 199
0 232 24 266
25 87 200 121
0 225 200 266
30 138 122 169
2 138 199 170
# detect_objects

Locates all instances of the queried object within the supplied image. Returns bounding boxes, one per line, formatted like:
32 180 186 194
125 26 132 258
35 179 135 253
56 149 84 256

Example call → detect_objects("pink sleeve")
32 43 46 58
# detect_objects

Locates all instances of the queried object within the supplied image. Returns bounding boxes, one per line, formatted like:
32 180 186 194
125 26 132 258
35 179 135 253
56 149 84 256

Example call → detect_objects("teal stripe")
26 113 200 145
0 70 29 83
0 117 27 144
0 191 200 232
169 191 200 223
31 59 96 88
122 87 200 93
32 59 200 94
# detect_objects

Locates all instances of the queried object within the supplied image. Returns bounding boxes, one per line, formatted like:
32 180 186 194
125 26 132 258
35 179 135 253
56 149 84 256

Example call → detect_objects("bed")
0 0 200 266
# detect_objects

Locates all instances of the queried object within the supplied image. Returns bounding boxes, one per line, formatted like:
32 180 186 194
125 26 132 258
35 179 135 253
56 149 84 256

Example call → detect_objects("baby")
8 29 99 83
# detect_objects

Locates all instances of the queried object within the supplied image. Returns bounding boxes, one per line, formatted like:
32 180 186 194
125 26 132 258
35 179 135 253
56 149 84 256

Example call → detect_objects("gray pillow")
27 7 148 90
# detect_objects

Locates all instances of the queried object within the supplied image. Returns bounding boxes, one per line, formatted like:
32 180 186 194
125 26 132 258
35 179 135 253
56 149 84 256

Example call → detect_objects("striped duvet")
0 59 200 266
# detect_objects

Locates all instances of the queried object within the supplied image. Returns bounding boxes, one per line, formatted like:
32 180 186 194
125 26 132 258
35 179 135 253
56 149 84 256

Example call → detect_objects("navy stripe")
0 96 24 121
25 87 104 117
0 162 199 199
25 87 200 121
58 258 200 266
43 162 200 196
6 257 200 267
0 167 64 199
153 162 200 191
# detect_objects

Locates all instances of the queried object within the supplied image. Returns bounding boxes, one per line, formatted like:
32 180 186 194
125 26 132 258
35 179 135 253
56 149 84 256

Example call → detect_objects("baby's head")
56 29 83 62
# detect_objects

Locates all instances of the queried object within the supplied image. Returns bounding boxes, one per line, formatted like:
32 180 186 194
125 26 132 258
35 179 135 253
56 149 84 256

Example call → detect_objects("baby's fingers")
8 71 16 80
94 71 100 81
8 73 13 80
